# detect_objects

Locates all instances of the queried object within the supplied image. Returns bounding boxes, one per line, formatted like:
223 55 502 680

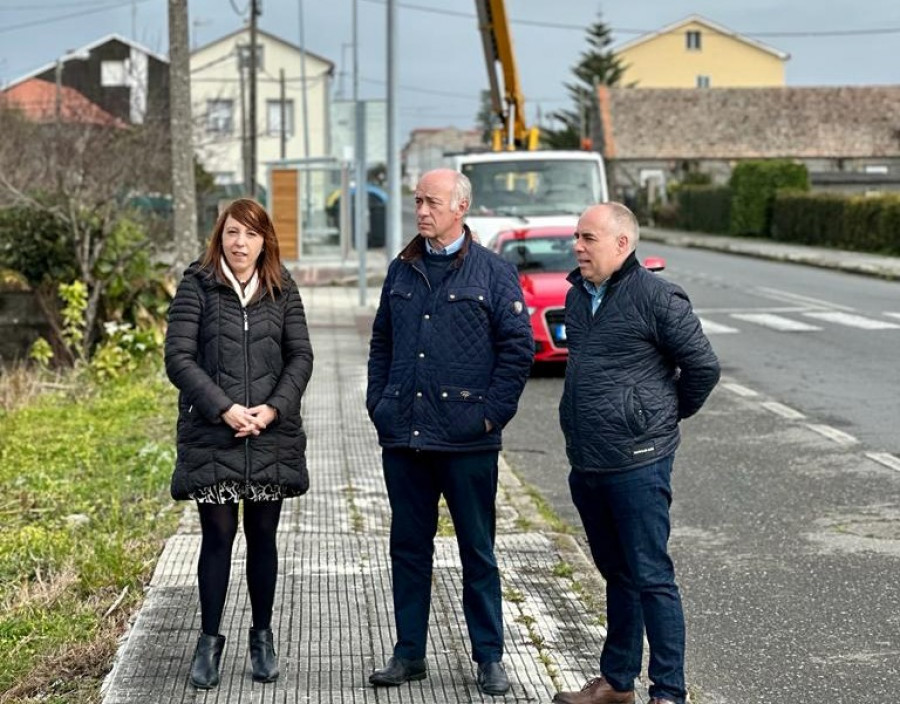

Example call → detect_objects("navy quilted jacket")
559 253 720 473
367 230 534 452
165 262 314 499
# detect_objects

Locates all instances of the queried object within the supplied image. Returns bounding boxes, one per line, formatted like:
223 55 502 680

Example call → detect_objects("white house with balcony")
190 27 334 193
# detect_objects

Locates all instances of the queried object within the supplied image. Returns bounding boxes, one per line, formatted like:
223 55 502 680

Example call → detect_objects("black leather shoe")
369 656 427 686
249 628 279 682
189 633 226 689
477 661 510 696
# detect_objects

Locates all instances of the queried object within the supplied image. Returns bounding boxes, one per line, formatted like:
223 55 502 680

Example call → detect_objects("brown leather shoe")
552 676 635 704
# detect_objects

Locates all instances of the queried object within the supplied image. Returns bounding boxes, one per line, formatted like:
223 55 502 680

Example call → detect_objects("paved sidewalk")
101 286 632 704
643 226 900 280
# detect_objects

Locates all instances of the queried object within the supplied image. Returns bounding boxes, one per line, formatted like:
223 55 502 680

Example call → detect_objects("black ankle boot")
249 628 279 682
189 633 226 689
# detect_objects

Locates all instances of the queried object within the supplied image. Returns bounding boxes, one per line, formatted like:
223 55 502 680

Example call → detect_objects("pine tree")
543 14 625 150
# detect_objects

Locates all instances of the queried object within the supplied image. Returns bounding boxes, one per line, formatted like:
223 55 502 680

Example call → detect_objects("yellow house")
615 15 789 88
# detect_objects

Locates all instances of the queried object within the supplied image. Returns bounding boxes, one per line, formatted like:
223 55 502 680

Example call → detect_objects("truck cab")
451 150 609 248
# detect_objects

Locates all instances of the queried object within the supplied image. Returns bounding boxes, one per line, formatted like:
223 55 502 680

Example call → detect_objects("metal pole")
279 68 286 159
353 0 367 305
298 0 313 229
248 0 259 198
386 0 401 258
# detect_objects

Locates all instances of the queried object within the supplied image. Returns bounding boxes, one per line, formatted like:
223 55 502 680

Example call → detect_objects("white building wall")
190 30 332 191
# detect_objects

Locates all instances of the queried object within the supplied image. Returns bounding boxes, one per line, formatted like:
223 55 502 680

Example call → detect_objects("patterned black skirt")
189 479 303 504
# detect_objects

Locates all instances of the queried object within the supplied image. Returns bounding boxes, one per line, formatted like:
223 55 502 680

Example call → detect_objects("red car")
492 226 665 364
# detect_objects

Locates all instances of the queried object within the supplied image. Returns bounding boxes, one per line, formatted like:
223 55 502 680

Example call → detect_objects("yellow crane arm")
475 0 540 150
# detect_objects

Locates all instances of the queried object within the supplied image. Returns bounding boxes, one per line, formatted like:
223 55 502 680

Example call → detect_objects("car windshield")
462 159 603 217
499 237 576 273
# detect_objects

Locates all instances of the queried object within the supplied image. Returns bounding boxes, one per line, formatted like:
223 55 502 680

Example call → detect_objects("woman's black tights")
196 500 283 635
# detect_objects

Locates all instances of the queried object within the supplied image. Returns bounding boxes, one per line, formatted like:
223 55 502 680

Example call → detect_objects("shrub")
676 186 732 234
729 160 809 236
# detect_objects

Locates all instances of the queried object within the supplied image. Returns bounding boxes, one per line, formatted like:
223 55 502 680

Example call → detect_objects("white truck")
451 150 609 247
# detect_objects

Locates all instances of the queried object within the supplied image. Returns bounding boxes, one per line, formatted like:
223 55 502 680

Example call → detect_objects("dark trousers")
569 456 686 704
382 448 503 664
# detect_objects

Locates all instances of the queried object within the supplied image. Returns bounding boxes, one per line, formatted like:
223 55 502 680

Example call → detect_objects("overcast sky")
3 0 900 142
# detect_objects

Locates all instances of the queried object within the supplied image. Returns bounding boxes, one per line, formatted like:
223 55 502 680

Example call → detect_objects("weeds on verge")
0 360 178 701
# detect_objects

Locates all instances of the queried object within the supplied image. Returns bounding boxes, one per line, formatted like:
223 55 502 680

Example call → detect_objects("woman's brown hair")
200 198 283 300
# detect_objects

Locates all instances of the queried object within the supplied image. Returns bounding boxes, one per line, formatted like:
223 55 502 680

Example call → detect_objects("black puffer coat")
559 253 719 473
165 262 314 499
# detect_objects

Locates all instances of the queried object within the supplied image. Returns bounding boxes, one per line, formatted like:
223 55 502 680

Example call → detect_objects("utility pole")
353 0 367 305
386 0 401 258
168 0 198 275
248 0 260 198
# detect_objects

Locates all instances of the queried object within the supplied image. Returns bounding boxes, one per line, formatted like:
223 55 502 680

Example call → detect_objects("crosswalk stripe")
805 424 858 445
730 313 821 332
881 312 900 322
761 401 806 419
802 311 900 330
722 382 758 397
698 317 739 334
865 452 900 473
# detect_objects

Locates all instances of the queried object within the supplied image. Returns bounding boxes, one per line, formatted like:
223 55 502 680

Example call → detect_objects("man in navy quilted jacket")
366 169 533 696
554 203 720 704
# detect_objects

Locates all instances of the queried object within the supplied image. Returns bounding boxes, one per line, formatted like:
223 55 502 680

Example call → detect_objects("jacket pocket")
440 385 487 443
372 383 402 438
624 386 648 436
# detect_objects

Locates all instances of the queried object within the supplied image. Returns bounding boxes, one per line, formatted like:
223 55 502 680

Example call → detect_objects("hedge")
772 192 900 254
676 185 732 234
729 160 809 236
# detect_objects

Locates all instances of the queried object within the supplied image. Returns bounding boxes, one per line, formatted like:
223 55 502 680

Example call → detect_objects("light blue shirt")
425 231 465 256
582 279 609 314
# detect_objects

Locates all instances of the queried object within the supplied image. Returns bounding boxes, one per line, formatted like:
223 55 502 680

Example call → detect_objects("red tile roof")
0 78 126 127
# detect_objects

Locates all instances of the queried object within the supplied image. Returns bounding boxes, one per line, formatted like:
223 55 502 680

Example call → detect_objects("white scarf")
220 256 259 308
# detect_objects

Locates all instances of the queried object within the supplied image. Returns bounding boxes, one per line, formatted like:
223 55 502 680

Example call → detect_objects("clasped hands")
222 403 277 438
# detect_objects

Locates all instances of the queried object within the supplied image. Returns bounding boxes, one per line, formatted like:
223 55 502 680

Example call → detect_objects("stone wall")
0 291 48 363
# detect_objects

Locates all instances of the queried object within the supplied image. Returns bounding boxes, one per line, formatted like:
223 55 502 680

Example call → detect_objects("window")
686 30 702 50
101 60 128 86
206 99 234 134
864 164 889 174
237 44 265 71
266 99 294 137
696 75 711 88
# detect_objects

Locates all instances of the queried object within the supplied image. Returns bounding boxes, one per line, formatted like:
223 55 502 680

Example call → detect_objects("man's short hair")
450 172 472 213
606 201 640 249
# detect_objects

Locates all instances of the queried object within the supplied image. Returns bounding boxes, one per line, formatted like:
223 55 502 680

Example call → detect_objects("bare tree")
0 101 172 358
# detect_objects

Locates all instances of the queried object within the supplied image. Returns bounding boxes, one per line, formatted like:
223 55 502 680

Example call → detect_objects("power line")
360 0 900 38
0 0 126 9
0 0 152 35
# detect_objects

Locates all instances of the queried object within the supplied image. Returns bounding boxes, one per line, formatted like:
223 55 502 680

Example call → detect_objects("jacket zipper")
242 307 251 483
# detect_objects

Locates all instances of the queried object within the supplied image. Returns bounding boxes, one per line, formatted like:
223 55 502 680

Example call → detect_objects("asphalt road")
501 245 900 703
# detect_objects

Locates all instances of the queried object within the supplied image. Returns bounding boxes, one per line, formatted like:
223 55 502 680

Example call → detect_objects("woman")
164 198 314 689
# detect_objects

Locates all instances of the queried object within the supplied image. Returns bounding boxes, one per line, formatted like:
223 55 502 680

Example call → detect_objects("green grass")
0 364 179 702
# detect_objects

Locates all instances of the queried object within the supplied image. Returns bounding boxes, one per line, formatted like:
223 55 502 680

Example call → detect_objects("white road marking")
698 317 739 334
865 452 900 473
805 424 858 445
695 306 810 314
761 401 806 419
802 311 900 330
885 313 900 322
722 382 759 397
755 287 856 312
731 313 821 332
